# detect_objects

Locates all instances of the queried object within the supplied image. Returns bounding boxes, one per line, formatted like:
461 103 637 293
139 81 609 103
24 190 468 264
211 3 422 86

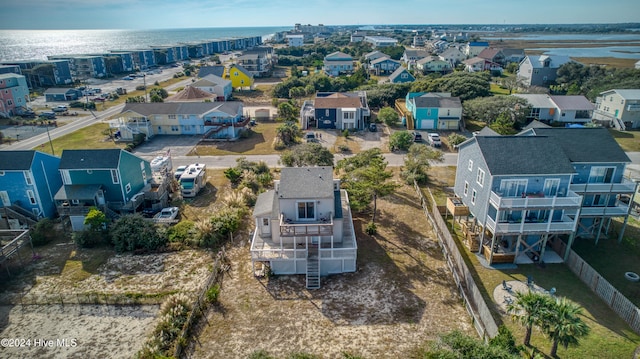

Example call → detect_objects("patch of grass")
190 122 281 155
490 83 511 95
332 135 360 154
35 123 125 154
572 217 640 307
609 129 640 152
464 119 485 132
426 170 640 359
572 57 639 69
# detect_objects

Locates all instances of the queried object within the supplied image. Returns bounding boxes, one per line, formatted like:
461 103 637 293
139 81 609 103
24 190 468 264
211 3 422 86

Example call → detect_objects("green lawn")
572 217 640 307
609 129 640 152
490 83 512 95
444 218 640 359
35 123 124 154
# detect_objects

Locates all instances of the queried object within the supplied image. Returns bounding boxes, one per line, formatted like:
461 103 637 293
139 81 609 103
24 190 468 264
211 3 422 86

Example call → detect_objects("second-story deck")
486 214 577 235
489 190 582 210
279 213 333 237
570 177 637 194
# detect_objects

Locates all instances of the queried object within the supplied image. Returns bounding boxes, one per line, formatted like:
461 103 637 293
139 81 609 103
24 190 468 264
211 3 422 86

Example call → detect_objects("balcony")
486 215 576 235
570 178 637 194
579 203 630 217
279 213 333 237
489 190 582 210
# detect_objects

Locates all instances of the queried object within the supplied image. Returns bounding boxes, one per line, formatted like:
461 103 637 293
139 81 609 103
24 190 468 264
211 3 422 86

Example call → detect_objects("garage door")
418 119 435 130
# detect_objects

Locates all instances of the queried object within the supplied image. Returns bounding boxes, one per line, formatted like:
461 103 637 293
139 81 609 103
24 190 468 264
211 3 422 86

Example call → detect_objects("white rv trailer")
179 163 206 198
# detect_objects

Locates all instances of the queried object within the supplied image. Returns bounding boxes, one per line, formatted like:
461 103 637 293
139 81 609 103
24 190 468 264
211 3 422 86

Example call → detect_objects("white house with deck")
250 166 357 289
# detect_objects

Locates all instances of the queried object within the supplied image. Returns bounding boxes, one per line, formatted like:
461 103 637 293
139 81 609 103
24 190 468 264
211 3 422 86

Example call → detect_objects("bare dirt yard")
187 177 474 358
0 238 215 358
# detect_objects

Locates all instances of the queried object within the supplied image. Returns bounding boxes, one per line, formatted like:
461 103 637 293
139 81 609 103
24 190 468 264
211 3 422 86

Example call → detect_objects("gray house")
44 88 83 102
517 55 572 87
250 166 357 289
454 128 636 265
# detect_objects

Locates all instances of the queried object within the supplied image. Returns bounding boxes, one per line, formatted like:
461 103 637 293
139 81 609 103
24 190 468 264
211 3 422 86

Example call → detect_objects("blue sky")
1 0 639 30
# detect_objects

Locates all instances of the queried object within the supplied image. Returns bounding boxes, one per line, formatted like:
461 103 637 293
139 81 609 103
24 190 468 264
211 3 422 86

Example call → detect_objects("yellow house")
227 64 254 90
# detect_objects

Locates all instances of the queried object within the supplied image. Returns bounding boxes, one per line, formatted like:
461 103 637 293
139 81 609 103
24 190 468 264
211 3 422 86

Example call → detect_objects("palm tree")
542 297 590 357
506 291 554 346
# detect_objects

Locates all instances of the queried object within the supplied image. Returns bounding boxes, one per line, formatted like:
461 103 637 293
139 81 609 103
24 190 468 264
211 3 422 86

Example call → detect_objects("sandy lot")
188 183 474 359
0 304 158 359
0 246 215 358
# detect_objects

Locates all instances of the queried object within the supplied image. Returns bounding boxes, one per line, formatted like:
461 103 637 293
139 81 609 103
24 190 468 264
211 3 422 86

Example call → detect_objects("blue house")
369 57 401 75
405 92 462 130
0 151 63 220
453 128 637 265
388 67 415 84
55 149 152 230
302 92 370 130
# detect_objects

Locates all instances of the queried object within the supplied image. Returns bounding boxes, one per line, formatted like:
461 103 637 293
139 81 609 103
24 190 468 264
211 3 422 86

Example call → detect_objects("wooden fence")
413 181 499 340
565 250 640 334
173 248 228 358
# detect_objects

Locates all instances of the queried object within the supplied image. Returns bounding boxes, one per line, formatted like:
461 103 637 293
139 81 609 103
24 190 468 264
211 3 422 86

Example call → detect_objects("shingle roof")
371 57 399 65
475 127 500 136
527 55 572 69
59 149 122 170
602 89 640 100
522 120 551 130
477 48 502 60
0 150 35 170
191 74 231 88
278 167 334 199
549 95 594 110
528 128 630 163
198 65 225 78
314 93 362 109
44 88 78 94
413 93 461 109
121 102 241 116
475 136 576 175
403 49 429 58
389 67 414 82
230 64 253 78
253 190 275 217
165 86 216 102
513 94 554 108
325 51 352 60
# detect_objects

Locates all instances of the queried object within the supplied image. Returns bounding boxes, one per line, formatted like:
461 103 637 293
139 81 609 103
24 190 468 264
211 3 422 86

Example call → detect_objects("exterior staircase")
306 243 320 289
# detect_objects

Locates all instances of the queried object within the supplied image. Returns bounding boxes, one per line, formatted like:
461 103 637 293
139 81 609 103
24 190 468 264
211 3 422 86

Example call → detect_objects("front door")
260 218 271 236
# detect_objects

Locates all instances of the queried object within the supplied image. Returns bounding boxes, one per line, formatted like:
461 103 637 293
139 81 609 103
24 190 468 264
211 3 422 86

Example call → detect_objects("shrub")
447 133 467 149
135 85 146 91
30 218 56 246
110 214 166 253
224 167 242 185
167 220 195 245
337 144 350 153
342 129 349 138
73 229 106 248
206 284 220 303
365 222 377 235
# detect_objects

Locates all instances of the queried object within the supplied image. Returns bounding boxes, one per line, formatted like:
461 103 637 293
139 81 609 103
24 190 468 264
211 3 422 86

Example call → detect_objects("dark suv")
412 131 423 142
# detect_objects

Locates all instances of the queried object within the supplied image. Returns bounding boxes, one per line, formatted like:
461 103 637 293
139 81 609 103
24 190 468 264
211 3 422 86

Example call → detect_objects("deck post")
595 216 605 245
539 234 548 261
564 232 575 261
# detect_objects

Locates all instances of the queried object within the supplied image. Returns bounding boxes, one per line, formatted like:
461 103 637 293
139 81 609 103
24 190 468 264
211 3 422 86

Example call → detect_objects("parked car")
39 111 56 119
305 131 317 143
412 131 423 142
369 123 377 132
154 207 179 222
174 165 187 180
427 133 441 147
122 76 134 80
52 105 68 112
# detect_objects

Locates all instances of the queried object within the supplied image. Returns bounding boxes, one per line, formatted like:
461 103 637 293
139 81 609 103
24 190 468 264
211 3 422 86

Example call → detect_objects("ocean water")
0 26 291 62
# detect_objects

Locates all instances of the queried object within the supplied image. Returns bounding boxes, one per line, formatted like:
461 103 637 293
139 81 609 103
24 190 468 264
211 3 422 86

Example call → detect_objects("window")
262 218 269 226
111 169 119 184
543 179 560 196
500 179 527 197
343 112 355 120
476 169 485 187
464 181 469 196
171 126 179 131
325 109 330 116
168 115 176 119
125 183 131 194
297 201 315 220
468 160 473 171
27 190 36 205
589 167 615 183
61 170 71 185
471 189 477 205
24 171 33 185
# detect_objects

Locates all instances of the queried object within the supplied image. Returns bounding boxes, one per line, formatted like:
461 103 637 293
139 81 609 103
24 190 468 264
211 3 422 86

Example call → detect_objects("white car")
427 133 441 147
154 207 179 221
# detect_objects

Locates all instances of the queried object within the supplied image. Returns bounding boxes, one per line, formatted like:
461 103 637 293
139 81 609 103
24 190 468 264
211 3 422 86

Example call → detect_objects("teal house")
405 92 463 130
55 149 152 230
